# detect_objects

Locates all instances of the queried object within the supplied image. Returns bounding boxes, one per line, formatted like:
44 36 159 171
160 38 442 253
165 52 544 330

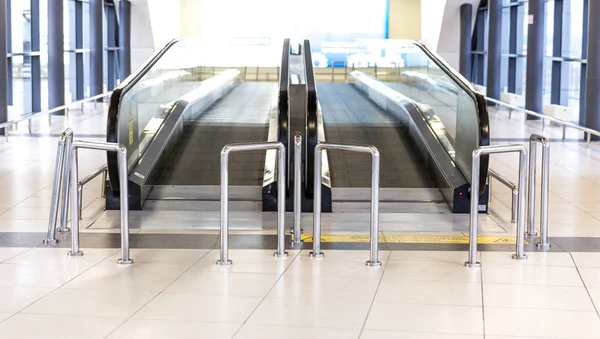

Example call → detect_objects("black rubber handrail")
303 39 318 198
411 41 490 197
279 39 291 192
106 38 182 192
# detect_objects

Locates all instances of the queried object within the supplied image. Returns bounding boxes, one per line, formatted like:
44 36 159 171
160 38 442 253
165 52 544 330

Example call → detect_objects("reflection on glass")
349 40 481 179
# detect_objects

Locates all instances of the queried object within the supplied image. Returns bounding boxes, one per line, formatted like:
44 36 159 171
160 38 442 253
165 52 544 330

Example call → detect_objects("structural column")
90 0 103 96
119 0 132 80
48 0 65 113
584 0 600 139
459 3 472 80
0 0 7 129
525 0 545 119
486 0 502 100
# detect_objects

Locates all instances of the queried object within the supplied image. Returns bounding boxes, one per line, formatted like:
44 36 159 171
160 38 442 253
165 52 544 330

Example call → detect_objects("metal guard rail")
488 169 517 224
485 96 600 145
0 91 112 141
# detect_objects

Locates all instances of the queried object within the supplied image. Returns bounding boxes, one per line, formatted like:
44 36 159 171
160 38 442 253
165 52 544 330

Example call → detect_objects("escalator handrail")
106 38 183 191
303 39 318 198
278 39 291 191
410 41 490 198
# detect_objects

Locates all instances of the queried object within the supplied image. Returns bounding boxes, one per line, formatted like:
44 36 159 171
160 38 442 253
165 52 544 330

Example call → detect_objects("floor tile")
481 251 575 267
63 262 185 293
0 286 53 312
22 288 157 318
134 293 261 323
572 252 600 268
106 248 209 270
376 279 482 306
0 312 12 322
360 330 483 339
364 303 483 334
191 249 296 274
588 287 600 307
165 271 279 298
247 297 370 329
0 313 124 339
0 247 28 262
235 324 361 339
284 254 385 279
388 251 474 264
0 262 80 287
483 283 595 310
6 247 117 269
107 319 241 339
268 274 380 303
482 264 584 286
579 267 600 288
383 260 481 283
485 307 600 338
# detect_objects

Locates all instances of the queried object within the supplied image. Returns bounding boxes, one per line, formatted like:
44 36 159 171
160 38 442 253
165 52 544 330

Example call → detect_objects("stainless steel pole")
366 146 381 267
77 184 83 220
67 148 83 256
511 188 518 224
58 133 74 232
537 140 551 249
217 145 232 265
274 146 288 258
117 146 133 264
44 133 67 244
292 132 303 245
310 144 324 259
465 148 482 267
526 139 538 237
513 148 528 260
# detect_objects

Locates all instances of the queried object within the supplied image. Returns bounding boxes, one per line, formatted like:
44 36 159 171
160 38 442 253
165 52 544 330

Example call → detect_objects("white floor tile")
107 319 241 339
0 312 13 322
572 252 600 268
0 247 29 262
384 260 481 283
63 262 185 293
483 283 595 310
360 330 483 339
0 313 124 339
247 297 370 329
482 264 584 286
191 249 296 274
579 267 600 288
6 247 117 269
0 286 53 312
133 293 261 323
588 288 600 307
106 249 209 270
364 303 483 334
284 254 385 279
481 251 575 267
0 262 80 287
376 279 482 306
22 288 157 318
235 324 361 339
268 274 380 303
165 271 279 298
388 251 474 264
485 307 600 338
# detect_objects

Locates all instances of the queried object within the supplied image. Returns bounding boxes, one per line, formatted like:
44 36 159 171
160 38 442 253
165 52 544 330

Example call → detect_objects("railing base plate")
536 243 551 250
67 250 83 256
216 259 232 266
117 258 134 265
464 262 481 268
309 252 324 259
273 252 288 258
366 261 382 267
511 254 527 260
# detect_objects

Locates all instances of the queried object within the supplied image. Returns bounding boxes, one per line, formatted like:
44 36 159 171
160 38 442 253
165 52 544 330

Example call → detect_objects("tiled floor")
1 248 600 338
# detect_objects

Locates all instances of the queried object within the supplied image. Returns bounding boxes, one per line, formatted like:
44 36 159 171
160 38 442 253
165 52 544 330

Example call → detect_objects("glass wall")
5 0 126 117
471 0 588 124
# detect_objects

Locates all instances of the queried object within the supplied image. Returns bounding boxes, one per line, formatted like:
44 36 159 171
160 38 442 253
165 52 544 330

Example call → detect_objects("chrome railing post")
466 144 528 267
529 134 551 249
292 132 303 246
526 138 539 237
488 169 518 224
511 188 518 224
310 143 381 266
77 183 83 221
68 147 83 257
44 128 72 244
218 142 288 265
116 145 133 264
58 133 74 232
